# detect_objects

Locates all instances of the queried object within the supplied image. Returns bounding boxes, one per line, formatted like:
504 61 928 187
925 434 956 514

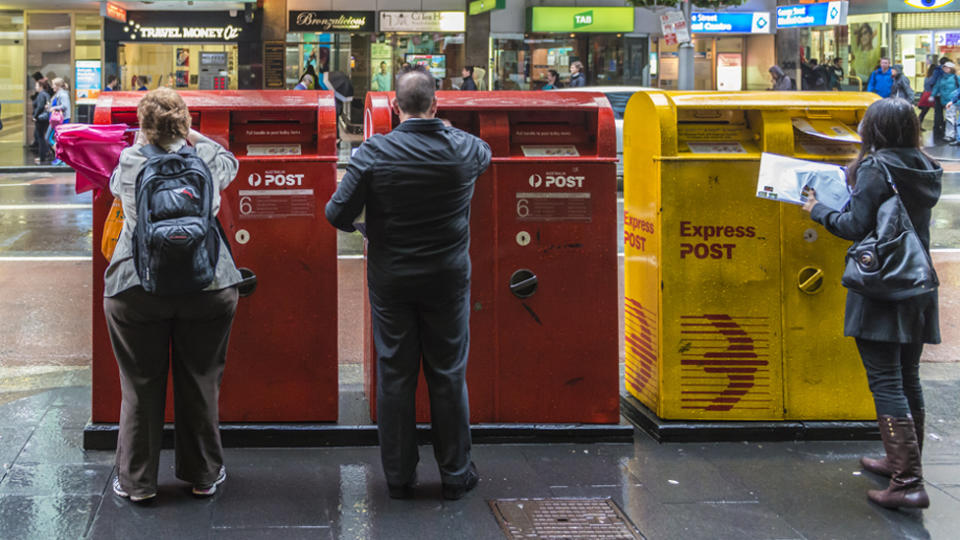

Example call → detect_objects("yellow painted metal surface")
624 91 877 421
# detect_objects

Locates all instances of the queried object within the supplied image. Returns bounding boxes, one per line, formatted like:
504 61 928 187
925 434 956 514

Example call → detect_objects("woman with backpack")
932 61 959 142
802 98 941 510
104 87 242 503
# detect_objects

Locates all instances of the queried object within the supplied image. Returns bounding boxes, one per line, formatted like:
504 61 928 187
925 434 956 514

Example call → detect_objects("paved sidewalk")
1 365 959 539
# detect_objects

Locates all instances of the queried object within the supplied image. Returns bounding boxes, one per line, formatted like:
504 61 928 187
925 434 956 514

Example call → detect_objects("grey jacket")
890 75 916 102
104 133 242 297
325 118 491 293
811 148 942 343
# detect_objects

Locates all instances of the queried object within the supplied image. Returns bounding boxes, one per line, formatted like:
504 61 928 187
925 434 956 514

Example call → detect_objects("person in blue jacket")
867 58 894 98
932 61 959 142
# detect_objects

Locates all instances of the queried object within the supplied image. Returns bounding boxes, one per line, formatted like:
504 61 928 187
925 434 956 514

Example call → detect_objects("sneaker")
112 475 156 502
442 462 479 501
192 466 226 496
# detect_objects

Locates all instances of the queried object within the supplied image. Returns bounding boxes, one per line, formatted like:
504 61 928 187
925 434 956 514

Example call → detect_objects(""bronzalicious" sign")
288 11 375 32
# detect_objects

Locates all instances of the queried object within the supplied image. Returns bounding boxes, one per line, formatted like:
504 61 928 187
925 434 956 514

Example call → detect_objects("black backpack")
133 144 219 295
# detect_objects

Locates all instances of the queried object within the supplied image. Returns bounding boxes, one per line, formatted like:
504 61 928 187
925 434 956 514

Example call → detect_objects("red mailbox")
91 91 339 422
362 91 619 423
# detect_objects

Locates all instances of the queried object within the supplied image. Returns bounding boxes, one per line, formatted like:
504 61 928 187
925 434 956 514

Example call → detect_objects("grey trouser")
104 285 238 497
856 338 925 418
369 283 472 487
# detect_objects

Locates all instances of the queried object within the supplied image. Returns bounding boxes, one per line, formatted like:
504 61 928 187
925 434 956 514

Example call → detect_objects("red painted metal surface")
362 91 619 423
92 91 339 422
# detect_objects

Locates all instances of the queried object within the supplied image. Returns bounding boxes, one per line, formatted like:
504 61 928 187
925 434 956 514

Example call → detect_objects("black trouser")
918 106 931 124
369 281 472 488
104 285 238 498
855 338 924 418
934 100 946 140
34 120 50 161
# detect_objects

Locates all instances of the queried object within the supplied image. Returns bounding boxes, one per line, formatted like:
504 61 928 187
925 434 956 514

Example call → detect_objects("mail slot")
622 91 878 421
91 91 339 423
362 91 620 423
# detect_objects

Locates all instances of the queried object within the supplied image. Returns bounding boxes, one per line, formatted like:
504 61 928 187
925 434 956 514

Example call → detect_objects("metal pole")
678 0 695 90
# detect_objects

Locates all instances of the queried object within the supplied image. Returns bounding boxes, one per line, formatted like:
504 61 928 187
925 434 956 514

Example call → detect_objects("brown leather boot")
867 416 930 509
861 409 924 477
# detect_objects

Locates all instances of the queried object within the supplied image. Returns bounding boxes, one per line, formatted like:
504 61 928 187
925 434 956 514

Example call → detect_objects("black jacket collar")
395 118 445 132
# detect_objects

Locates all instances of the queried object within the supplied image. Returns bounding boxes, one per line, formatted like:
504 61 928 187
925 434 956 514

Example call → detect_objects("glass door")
0 11 25 153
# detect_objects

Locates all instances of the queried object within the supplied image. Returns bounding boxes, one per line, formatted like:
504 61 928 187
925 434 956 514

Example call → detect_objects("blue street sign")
690 12 771 34
777 1 845 29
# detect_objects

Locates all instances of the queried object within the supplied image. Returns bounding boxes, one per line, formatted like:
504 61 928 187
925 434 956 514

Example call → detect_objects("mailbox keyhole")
509 269 538 299
797 266 824 295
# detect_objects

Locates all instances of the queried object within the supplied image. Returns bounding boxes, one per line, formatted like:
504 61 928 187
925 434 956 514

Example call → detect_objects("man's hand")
948 102 955 110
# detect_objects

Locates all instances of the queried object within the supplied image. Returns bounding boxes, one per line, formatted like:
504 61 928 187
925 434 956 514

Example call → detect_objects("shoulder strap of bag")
872 157 935 263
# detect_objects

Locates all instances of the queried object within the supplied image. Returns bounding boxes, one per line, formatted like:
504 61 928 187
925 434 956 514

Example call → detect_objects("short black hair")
106 74 118 84
809 58 818 65
32 71 44 81
396 66 435 115
941 57 951 65
463 65 474 76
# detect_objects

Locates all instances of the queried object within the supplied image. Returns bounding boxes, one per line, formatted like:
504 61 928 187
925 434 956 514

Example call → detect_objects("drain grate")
489 498 644 539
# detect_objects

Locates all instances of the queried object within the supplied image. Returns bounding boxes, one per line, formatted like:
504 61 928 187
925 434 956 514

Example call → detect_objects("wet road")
0 172 92 258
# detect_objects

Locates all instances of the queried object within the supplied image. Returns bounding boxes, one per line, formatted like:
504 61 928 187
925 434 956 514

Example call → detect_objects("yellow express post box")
623 91 879 421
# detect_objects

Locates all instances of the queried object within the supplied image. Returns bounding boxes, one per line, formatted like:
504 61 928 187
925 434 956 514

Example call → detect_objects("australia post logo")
528 172 585 189
247 171 305 187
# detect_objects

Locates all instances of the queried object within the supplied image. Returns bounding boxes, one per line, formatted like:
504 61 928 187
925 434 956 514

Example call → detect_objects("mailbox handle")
797 267 824 295
509 269 539 299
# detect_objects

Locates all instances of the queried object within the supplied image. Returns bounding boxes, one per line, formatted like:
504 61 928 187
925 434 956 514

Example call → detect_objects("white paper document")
756 153 850 212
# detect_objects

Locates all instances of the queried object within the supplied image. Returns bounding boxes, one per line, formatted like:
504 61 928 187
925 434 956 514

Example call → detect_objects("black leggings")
855 338 924 418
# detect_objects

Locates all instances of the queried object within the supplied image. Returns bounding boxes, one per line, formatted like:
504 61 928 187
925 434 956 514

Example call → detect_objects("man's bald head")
396 66 436 117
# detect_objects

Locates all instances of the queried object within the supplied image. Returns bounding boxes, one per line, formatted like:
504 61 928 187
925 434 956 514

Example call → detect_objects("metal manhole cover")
489 498 644 539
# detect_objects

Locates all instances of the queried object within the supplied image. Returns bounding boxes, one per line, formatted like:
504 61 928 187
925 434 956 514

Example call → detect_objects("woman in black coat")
803 98 941 510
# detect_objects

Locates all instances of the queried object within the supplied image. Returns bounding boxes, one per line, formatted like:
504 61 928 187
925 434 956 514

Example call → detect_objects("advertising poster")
371 42 393 91
176 48 190 67
717 53 743 91
850 21 881 83
75 60 102 104
176 70 189 88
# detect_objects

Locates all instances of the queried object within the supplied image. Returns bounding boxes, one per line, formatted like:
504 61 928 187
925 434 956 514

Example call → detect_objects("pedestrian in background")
460 66 477 91
803 98 940 510
325 66 491 501
867 58 894 98
294 73 313 90
889 65 915 103
917 62 939 127
45 77 70 166
829 57 844 90
769 65 794 90
104 88 242 503
542 69 562 90
932 61 959 142
32 79 52 164
568 61 586 87
104 75 119 92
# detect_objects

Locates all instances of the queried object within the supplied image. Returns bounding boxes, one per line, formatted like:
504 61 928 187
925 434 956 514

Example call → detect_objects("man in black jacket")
326 66 492 501
461 66 477 90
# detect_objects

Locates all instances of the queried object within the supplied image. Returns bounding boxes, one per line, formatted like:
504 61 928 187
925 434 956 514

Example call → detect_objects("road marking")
0 203 89 210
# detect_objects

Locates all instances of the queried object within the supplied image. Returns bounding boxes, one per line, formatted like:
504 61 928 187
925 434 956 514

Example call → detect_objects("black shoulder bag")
841 160 939 301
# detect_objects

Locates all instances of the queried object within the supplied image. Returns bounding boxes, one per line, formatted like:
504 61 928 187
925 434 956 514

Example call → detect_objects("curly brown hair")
137 87 191 145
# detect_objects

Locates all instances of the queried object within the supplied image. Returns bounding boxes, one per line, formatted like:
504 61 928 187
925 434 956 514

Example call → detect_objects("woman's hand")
802 187 818 213
186 129 202 145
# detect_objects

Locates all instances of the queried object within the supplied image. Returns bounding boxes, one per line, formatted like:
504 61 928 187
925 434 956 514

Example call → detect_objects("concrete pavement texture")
1 372 960 539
